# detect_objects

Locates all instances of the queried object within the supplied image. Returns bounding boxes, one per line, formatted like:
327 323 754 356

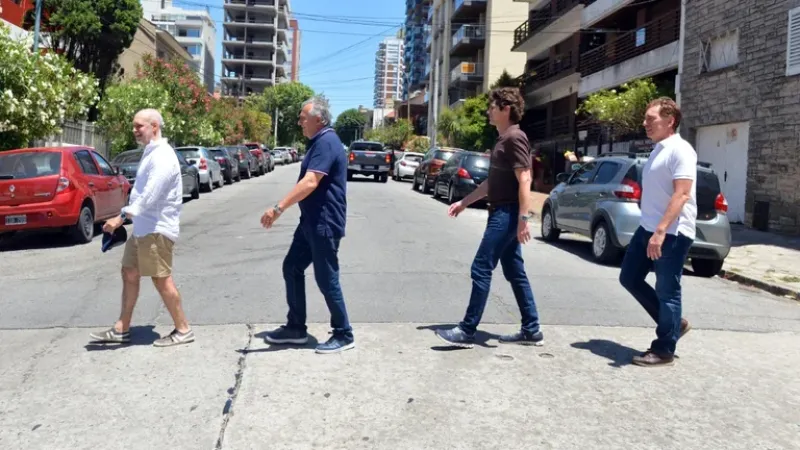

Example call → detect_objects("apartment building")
677 0 800 232
288 18 301 81
221 0 292 98
0 0 32 39
426 0 528 131
512 0 681 190
117 18 193 81
147 1 217 93
374 37 405 111
404 0 431 99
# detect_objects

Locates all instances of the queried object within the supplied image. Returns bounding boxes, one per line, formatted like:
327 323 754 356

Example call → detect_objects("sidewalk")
1 324 798 449
720 225 800 300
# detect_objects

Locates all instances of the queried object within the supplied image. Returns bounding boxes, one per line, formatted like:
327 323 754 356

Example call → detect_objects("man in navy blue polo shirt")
259 96 353 354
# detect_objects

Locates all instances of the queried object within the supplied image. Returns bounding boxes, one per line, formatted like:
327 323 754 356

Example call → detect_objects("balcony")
581 0 634 28
523 51 577 94
224 17 276 28
579 9 680 96
224 0 278 9
512 0 586 57
450 61 484 85
425 32 432 49
452 0 487 22
223 52 274 66
427 4 434 23
451 24 485 56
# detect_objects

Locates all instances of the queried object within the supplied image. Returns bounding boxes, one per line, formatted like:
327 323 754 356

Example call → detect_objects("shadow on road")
416 324 498 350
83 325 160 351
237 330 321 354
0 229 97 253
570 339 641 368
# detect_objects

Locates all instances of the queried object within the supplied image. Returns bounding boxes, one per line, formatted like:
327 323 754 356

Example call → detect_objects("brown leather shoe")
632 350 674 367
680 318 691 338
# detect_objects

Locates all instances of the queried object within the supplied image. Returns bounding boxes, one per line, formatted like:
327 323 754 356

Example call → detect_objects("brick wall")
679 0 800 234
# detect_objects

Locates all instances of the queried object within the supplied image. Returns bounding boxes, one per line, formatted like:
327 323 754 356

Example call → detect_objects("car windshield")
464 154 489 169
351 142 384 152
112 151 143 164
405 155 423 163
0 151 62 180
434 150 455 160
209 150 226 158
177 148 202 158
244 144 260 150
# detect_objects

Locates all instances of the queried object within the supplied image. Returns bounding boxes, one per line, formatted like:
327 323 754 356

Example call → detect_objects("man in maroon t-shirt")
435 87 543 348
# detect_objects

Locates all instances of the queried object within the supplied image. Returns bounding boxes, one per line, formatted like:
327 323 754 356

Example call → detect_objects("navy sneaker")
435 326 475 348
315 335 355 354
498 329 544 346
264 326 308 345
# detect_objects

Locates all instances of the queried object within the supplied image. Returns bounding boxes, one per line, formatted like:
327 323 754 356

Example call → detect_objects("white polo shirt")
639 133 698 240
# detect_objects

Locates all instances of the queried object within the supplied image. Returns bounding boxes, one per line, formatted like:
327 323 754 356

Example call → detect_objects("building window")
184 44 202 56
788 7 800 76
700 30 739 72
179 28 202 38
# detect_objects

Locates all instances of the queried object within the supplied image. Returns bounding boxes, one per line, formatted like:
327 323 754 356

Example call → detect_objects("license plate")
365 166 377 170
5 215 26 226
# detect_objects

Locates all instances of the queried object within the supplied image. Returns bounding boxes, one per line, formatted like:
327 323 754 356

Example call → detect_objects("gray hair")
302 96 331 126
135 108 165 129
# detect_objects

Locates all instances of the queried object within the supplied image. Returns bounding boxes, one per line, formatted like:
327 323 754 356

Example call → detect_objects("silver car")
393 152 424 181
539 152 732 277
175 146 224 192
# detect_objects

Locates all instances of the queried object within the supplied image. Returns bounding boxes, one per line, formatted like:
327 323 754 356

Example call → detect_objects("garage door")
695 122 749 223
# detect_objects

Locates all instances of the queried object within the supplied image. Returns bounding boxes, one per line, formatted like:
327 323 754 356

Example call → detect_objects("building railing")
579 8 680 77
452 24 485 48
450 61 484 83
522 51 576 94
512 0 588 49
454 0 487 13
224 53 273 61
550 115 572 137
530 120 547 141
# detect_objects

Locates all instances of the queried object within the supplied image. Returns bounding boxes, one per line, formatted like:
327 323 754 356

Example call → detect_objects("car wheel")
591 221 621 264
448 184 457 204
71 204 94 244
432 182 441 199
540 207 560 242
381 174 388 183
374 174 380 182
422 175 431 194
691 258 724 278
347 171 353 181
412 175 419 190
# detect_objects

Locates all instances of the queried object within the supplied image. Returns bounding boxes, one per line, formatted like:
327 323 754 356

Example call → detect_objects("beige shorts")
121 233 175 278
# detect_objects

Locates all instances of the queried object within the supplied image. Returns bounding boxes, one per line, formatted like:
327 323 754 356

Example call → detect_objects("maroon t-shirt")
487 124 531 205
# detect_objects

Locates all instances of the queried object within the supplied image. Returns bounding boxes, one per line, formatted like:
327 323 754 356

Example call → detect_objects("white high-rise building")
221 0 292 98
373 37 405 110
143 0 217 93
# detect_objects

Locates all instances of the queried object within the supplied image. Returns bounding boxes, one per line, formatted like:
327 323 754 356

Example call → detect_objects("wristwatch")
273 204 283 214
520 214 531 223
120 211 127 221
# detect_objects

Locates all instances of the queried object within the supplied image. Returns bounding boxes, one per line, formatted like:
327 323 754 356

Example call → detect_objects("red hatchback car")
0 146 131 244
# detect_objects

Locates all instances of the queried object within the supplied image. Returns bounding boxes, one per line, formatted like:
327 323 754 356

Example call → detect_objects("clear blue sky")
171 0 406 120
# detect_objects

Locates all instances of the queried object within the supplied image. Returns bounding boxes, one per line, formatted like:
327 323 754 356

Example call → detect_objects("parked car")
226 145 258 179
0 147 131 244
110 149 143 186
244 143 268 175
209 147 241 184
175 146 224 192
539 152 732 276
412 146 462 193
393 152 424 181
272 148 292 165
432 151 490 204
174 149 201 200
347 141 392 182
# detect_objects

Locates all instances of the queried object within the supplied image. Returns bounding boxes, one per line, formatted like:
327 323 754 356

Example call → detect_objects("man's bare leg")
152 275 190 333
114 267 141 333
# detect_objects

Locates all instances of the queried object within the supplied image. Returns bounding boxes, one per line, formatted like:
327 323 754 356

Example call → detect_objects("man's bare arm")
276 171 325 210
656 179 693 233
515 167 533 216
459 180 488 207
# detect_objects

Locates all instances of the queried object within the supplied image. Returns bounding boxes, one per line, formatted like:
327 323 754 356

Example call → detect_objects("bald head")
132 108 164 145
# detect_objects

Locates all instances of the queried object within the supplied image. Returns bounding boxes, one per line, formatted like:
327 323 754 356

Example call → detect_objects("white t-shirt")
639 133 698 240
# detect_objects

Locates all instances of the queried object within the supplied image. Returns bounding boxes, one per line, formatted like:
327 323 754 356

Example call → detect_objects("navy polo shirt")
298 127 348 238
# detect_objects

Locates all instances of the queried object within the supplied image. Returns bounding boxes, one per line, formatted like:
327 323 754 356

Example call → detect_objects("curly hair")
489 87 525 124
646 97 682 131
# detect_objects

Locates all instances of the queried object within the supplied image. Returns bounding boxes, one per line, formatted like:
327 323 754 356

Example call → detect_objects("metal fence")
32 120 111 159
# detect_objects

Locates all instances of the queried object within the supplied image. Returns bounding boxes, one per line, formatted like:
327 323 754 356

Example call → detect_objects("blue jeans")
619 226 693 356
459 204 541 335
283 225 353 339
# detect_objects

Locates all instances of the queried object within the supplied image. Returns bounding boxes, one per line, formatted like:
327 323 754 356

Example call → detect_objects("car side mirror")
556 172 569 183
113 166 120 175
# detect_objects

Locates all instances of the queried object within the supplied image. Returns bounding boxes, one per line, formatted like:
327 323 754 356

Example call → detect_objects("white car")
175 146 224 192
272 148 293 165
393 152 424 181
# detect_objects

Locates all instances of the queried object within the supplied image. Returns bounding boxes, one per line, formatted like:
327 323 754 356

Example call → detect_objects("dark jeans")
459 204 541 335
283 225 353 339
619 226 693 356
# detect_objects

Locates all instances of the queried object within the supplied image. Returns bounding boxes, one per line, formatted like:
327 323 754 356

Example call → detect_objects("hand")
260 207 281 229
647 229 666 260
448 201 466 218
517 218 531 244
103 216 124 234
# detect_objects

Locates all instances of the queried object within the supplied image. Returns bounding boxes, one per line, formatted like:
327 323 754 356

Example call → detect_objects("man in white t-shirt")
619 97 696 367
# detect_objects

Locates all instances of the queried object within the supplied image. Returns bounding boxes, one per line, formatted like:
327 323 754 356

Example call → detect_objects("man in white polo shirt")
89 109 194 348
619 97 696 367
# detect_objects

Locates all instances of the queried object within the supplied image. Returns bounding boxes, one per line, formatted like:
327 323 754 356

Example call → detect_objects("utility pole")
32 0 44 53
273 107 279 146
431 64 439 147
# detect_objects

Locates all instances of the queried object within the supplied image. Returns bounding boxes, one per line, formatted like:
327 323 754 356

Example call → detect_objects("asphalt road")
1 162 798 333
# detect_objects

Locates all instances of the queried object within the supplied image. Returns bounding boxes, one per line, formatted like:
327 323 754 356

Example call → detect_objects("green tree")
576 77 663 138
24 0 142 119
454 94 496 151
248 82 315 146
407 135 430 153
491 70 520 89
334 108 367 146
96 79 171 155
0 25 98 151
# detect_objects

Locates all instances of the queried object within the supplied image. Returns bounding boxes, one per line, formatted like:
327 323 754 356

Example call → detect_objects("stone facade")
679 0 800 234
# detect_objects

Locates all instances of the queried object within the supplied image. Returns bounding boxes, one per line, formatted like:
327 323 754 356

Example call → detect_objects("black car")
432 151 489 204
111 149 143 186
174 150 201 200
210 147 241 184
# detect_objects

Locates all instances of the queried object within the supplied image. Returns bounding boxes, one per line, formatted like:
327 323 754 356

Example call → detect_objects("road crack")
214 323 254 450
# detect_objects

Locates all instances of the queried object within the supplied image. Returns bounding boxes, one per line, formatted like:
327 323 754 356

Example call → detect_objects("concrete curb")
719 269 800 302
